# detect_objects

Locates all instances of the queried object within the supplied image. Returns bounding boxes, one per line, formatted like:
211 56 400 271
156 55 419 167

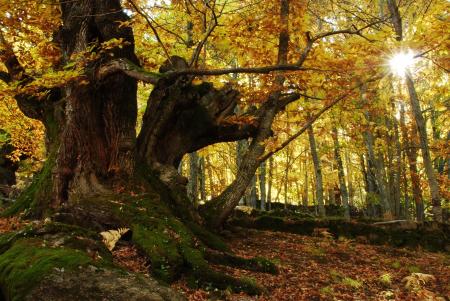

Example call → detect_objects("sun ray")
389 50 416 78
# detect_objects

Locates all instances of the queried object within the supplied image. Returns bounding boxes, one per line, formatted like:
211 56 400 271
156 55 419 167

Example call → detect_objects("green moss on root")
186 222 230 253
132 223 183 282
205 251 278 274
99 192 265 294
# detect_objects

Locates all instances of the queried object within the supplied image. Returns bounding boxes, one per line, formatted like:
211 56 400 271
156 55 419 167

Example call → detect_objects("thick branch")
96 58 160 84
136 76 258 167
98 18 382 83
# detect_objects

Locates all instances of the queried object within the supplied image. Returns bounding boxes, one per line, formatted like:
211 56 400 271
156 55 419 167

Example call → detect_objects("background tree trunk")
268 157 274 210
303 160 309 207
400 103 424 222
259 162 267 210
188 152 200 205
202 0 290 227
405 72 442 222
199 156 207 201
307 124 325 217
332 127 350 220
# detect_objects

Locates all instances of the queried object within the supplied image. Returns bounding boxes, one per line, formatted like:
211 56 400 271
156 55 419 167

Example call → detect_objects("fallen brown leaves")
0 216 26 233
173 229 450 301
112 244 150 275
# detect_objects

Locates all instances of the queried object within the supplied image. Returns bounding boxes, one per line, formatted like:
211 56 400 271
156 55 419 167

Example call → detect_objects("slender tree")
332 127 350 219
307 124 325 217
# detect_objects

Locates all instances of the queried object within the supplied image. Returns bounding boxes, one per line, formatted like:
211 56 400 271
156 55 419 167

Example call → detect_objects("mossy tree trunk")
0 1 279 299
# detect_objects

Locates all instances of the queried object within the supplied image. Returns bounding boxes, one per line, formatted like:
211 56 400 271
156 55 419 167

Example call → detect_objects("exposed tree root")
0 170 277 300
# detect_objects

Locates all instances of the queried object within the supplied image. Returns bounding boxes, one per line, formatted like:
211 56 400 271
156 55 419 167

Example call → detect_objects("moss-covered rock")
0 239 93 301
26 266 185 301
0 221 185 301
230 215 450 252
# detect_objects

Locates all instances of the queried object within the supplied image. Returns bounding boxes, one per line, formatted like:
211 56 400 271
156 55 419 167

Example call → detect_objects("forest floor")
1 216 449 301
172 228 450 301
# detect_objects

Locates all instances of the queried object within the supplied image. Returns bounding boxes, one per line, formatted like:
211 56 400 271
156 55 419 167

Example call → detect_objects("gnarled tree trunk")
0 1 274 300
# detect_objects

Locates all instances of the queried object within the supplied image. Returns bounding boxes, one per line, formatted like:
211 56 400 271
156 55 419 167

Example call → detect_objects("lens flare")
389 51 415 78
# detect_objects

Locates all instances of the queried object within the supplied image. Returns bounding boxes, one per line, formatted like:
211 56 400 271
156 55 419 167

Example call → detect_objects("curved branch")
169 64 328 76
0 31 60 122
96 58 160 84
97 18 383 83
0 71 10 83
97 58 333 83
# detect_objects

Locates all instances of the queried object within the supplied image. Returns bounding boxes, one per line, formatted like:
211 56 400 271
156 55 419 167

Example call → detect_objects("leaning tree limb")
259 73 385 162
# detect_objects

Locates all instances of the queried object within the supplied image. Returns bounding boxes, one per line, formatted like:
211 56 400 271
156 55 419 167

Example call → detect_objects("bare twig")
189 0 221 66
127 0 172 63
259 73 385 162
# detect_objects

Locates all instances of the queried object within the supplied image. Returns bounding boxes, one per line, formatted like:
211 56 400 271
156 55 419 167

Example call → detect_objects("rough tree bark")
0 1 275 299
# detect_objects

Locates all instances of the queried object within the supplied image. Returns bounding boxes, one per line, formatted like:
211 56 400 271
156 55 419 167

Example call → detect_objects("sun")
389 50 415 78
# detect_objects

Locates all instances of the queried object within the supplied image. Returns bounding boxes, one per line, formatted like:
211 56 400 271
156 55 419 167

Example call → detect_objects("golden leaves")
220 115 257 127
